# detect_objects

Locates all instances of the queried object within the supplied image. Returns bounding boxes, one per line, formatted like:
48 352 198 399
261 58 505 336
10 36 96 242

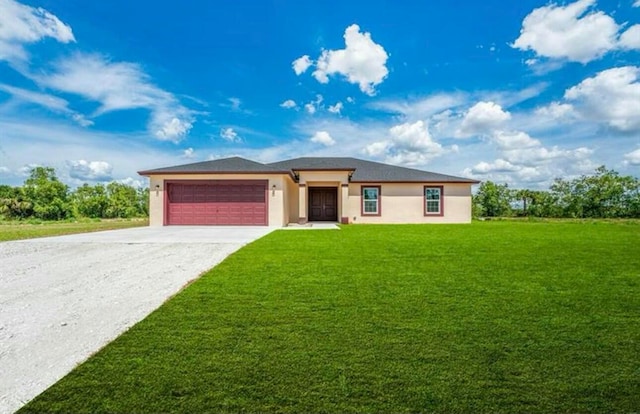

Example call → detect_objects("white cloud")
457 101 511 137
535 102 576 120
512 0 620 63
619 25 640 49
363 141 390 157
634 0 640 7
220 127 242 143
292 55 312 75
492 130 541 150
309 24 389 95
0 83 93 126
155 117 192 141
303 94 323 114
624 148 640 166
328 102 343 114
564 66 640 131
470 159 520 174
34 53 194 142
67 160 112 181
366 120 446 166
370 93 466 120
0 0 75 63
116 177 145 189
280 99 297 109
182 147 195 158
310 131 335 146
0 166 10 175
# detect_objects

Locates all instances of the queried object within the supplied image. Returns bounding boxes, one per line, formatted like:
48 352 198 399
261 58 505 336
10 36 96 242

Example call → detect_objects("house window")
424 186 443 215
362 186 380 215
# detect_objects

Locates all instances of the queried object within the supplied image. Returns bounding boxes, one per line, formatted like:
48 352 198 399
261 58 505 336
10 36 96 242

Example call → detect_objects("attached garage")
165 180 268 225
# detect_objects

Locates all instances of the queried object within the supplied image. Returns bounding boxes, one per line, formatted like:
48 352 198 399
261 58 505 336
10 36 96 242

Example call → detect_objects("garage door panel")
167 181 267 226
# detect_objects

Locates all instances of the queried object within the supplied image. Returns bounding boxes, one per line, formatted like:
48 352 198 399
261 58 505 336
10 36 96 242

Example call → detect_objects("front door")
308 187 338 221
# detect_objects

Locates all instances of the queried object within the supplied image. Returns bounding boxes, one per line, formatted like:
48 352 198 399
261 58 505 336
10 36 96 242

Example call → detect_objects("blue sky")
0 0 639 188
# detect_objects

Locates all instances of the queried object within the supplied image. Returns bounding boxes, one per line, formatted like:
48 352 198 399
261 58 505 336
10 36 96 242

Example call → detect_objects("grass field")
19 221 640 413
0 219 148 241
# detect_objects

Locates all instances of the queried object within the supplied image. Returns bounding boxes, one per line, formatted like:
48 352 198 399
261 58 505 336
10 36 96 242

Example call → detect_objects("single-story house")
138 157 479 226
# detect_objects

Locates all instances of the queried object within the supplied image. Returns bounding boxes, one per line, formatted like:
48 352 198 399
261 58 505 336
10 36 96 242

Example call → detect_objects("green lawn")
20 222 640 413
0 219 148 241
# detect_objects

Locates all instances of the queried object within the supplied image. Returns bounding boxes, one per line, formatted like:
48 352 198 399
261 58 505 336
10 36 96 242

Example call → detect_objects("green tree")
72 184 109 218
22 167 71 220
105 182 142 218
0 185 33 219
473 181 513 217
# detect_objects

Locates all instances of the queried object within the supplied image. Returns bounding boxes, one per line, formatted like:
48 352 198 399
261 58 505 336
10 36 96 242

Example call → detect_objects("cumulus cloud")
513 0 640 64
457 101 511 137
299 24 388 95
154 116 192 141
220 127 242 143
470 159 520 174
535 102 576 120
512 0 620 63
304 103 316 114
619 25 640 50
0 0 75 63
365 121 446 166
34 53 194 142
292 55 312 75
280 99 297 109
310 131 335 146
564 66 640 131
492 130 541 150
624 148 640 166
328 102 343 114
182 147 195 158
67 160 112 181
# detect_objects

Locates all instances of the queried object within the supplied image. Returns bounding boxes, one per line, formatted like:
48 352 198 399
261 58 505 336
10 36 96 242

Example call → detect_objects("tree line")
473 166 640 218
0 166 148 220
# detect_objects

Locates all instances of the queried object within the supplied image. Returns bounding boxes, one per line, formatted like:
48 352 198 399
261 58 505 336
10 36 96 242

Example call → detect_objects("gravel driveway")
0 226 274 414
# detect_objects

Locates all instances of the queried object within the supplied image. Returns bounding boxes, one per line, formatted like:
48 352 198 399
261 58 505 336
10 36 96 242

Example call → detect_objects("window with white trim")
362 187 380 215
425 187 442 215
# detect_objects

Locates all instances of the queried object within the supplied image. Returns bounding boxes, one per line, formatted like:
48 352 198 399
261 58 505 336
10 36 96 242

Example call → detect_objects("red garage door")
166 181 268 225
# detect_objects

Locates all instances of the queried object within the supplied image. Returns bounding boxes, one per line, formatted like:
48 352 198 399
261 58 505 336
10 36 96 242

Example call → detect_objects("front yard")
20 222 640 413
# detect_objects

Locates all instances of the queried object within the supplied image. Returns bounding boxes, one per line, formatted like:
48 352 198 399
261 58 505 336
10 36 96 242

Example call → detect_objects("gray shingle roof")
138 157 288 175
268 157 479 183
139 156 479 183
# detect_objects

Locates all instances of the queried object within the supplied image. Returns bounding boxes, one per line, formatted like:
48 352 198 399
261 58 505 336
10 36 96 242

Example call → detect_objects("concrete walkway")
0 226 274 414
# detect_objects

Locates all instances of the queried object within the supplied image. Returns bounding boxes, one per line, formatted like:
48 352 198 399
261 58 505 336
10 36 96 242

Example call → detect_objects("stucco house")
138 157 479 226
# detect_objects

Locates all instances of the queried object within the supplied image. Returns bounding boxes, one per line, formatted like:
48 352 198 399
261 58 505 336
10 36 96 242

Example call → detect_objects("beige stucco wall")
146 174 291 227
347 183 473 224
298 171 350 185
285 178 299 223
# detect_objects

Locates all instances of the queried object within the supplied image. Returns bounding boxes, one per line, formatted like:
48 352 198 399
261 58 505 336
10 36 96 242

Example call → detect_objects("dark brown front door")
309 187 338 221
